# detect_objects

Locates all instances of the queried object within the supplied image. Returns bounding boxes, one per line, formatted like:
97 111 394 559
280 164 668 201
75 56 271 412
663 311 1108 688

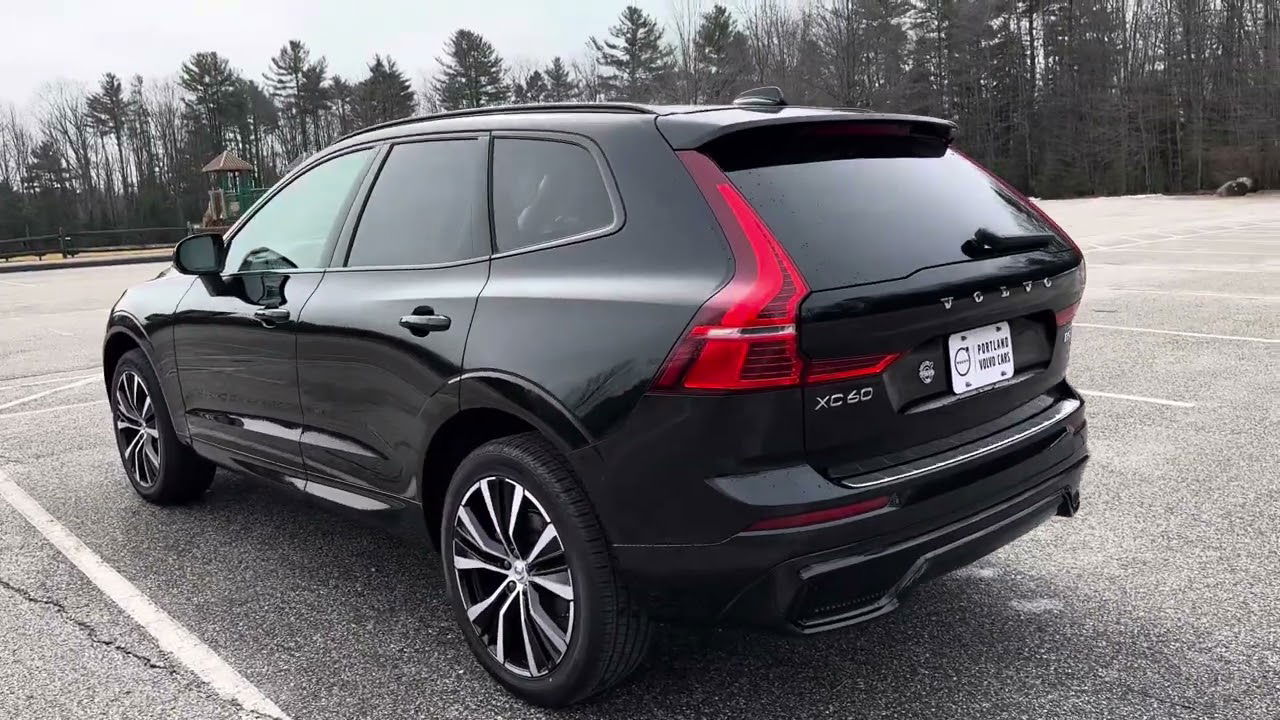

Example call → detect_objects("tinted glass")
492 138 614 253
223 149 372 273
715 132 1058 290
348 139 488 267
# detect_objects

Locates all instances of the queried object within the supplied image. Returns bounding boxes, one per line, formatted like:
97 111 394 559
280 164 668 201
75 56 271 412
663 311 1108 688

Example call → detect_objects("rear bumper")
610 397 1087 632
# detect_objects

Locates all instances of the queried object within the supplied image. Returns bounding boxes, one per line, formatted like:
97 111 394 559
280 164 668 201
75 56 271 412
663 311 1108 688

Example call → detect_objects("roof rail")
337 102 658 143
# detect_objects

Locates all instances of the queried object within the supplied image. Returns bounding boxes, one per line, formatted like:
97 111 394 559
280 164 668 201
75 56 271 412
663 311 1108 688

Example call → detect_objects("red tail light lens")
1055 302 1079 327
654 151 899 392
653 152 809 391
745 495 892 532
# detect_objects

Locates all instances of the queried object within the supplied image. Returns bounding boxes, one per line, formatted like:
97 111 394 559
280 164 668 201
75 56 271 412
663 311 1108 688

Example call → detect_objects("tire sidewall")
441 446 606 706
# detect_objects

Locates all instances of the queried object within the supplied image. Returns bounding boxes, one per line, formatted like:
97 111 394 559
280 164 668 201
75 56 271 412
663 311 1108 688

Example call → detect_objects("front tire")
441 433 651 706
110 349 214 504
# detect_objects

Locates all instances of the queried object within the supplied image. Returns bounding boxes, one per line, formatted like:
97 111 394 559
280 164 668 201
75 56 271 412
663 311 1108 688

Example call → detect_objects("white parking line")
0 377 98 411
1102 289 1280 301
1089 264 1277 274
1095 248 1276 256
1077 389 1195 408
0 277 36 287
0 399 106 419
1075 322 1279 344
0 374 97 392
0 468 291 720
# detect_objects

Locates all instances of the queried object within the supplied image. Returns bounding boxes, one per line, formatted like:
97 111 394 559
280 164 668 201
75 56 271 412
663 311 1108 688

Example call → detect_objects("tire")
109 349 215 504
441 432 652 706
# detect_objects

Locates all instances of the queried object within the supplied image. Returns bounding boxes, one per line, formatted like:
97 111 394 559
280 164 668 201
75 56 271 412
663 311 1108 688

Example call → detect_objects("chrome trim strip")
840 398 1081 489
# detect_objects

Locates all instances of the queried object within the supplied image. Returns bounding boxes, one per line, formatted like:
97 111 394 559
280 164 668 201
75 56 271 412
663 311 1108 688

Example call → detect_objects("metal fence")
0 227 188 262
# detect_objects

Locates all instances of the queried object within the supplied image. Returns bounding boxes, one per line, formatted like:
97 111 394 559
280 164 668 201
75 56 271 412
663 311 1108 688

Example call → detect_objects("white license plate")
948 322 1015 394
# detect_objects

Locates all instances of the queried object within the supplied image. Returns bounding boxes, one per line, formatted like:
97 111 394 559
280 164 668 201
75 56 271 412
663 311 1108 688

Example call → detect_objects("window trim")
218 144 380 277
329 132 493 272
488 131 625 259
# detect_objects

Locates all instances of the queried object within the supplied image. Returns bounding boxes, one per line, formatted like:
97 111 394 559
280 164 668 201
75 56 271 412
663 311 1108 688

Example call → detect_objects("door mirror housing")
173 233 225 276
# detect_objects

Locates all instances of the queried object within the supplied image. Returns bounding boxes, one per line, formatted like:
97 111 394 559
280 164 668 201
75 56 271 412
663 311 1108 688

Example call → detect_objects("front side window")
222 149 373 273
492 138 615 253
346 138 489 267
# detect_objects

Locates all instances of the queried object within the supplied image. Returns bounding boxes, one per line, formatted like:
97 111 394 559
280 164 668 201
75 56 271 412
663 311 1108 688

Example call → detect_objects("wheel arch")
419 373 601 550
103 314 188 441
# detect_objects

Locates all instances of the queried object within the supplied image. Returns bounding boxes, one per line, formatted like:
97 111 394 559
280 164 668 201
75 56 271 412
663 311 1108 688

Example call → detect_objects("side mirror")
173 233 224 276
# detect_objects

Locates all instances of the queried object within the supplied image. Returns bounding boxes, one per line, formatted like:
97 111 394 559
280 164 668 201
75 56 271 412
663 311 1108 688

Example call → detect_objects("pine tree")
590 6 674 101
87 72 133 201
354 55 417 126
179 52 239 148
265 40 330 153
522 70 548 103
695 5 750 103
329 76 356 134
544 56 579 101
432 30 509 110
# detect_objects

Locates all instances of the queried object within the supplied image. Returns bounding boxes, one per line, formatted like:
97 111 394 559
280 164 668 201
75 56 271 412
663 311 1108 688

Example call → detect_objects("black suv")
103 94 1087 706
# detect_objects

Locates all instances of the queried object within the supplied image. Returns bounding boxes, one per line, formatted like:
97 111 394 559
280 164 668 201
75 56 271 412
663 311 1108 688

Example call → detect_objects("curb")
0 253 171 275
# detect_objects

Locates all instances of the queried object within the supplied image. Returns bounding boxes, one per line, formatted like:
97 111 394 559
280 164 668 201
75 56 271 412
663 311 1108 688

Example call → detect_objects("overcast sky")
0 0 675 105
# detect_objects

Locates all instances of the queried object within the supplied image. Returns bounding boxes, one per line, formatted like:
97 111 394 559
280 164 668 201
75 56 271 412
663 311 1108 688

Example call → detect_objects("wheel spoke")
506 484 524 548
526 586 568 655
115 385 139 423
452 554 507 574
526 524 560 564
494 588 518 665
519 590 540 676
457 507 508 560
529 571 573 600
480 478 513 555
116 418 141 432
467 582 510 622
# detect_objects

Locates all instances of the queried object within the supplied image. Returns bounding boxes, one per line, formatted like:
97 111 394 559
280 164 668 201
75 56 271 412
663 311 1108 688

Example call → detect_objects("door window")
222 149 374 273
492 138 615 253
346 138 489 267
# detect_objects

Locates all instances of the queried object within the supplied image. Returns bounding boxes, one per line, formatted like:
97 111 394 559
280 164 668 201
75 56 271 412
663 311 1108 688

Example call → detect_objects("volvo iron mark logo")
953 347 972 376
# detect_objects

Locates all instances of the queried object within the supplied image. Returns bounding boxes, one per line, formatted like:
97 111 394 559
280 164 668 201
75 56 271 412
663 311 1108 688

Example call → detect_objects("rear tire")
441 432 651 706
110 349 214 504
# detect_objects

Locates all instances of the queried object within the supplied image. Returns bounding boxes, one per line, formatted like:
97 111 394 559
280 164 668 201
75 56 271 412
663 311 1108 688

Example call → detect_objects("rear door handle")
253 308 290 325
399 313 451 336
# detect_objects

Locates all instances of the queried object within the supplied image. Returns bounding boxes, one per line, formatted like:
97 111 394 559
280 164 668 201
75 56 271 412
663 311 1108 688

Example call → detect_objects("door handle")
253 308 290 325
399 313 451 336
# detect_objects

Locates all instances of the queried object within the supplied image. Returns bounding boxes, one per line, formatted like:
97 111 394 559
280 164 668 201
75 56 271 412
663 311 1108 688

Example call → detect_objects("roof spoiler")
657 108 957 150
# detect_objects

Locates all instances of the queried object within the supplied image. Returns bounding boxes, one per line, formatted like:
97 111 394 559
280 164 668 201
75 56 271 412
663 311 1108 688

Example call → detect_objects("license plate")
948 322 1014 394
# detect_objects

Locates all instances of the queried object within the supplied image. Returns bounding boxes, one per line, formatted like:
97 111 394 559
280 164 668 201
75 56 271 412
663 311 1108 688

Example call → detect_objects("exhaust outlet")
1056 488 1081 517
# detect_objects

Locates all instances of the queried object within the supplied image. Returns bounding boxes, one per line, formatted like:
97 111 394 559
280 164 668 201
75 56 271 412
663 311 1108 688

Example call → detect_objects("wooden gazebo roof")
201 150 254 173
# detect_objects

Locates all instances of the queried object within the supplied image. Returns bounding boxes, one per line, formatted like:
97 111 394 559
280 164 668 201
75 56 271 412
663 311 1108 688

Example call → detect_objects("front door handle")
399 313 451 336
253 308 290 325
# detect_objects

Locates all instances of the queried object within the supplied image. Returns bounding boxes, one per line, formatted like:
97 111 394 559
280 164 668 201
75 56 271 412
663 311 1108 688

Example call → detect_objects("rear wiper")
963 228 1058 257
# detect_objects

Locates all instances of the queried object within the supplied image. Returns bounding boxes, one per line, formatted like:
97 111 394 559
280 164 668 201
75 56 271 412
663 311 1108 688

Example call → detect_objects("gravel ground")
0 193 1276 719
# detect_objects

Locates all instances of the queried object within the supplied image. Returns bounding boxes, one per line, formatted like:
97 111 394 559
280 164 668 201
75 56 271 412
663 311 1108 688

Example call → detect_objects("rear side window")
708 125 1059 290
347 138 488 267
492 138 614 253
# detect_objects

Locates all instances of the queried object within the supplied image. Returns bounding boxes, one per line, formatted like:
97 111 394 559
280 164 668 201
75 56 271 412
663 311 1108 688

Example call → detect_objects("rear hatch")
695 118 1084 479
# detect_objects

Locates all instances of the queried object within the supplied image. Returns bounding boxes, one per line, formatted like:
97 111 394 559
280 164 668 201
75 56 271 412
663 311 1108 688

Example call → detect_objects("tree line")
2 0 1277 242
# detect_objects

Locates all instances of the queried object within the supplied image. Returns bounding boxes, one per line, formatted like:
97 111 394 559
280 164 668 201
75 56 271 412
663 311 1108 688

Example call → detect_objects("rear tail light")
1055 302 1079 327
653 151 898 392
745 495 892 532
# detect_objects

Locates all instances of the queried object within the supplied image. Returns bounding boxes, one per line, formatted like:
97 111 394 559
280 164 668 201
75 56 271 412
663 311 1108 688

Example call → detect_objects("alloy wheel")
452 475 574 678
114 370 161 487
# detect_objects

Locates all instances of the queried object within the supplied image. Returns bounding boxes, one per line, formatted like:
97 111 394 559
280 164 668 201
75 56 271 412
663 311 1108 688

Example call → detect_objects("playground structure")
199 150 268 231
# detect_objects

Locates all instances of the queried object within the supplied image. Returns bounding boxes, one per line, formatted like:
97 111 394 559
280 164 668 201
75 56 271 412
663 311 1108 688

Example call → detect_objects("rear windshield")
709 126 1059 290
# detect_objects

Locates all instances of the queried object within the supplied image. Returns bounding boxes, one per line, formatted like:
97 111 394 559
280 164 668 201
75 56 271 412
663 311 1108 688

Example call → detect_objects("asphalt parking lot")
1 193 1277 719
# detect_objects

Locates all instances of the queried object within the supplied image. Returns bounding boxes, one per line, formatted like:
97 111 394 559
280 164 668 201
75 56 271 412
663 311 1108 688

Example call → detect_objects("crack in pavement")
0 575 172 671
0 574 283 720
